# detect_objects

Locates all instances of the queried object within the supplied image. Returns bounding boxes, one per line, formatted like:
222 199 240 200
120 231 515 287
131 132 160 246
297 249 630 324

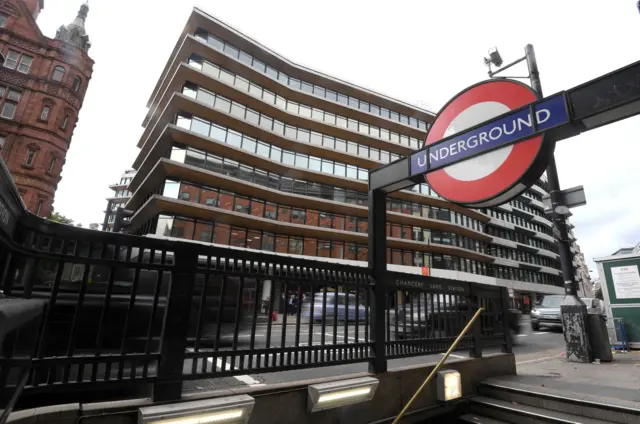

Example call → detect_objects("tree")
89 223 100 231
76 223 83 228
49 211 74 225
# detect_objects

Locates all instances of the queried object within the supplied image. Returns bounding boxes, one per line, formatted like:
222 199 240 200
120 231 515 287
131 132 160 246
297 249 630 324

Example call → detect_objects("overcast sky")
35 0 640 272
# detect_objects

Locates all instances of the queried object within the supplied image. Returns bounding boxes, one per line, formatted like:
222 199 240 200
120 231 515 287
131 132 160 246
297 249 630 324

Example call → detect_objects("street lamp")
484 47 503 68
483 45 592 363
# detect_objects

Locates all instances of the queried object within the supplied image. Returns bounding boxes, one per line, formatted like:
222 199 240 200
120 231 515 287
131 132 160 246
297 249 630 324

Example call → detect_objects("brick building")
0 0 93 217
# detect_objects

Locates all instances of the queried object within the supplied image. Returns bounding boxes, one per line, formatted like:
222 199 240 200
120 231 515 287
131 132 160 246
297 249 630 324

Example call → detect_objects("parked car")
531 295 563 331
389 294 458 339
389 295 522 345
301 292 367 323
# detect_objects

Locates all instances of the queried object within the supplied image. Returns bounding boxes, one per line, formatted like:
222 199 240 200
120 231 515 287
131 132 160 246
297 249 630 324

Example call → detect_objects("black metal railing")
0 158 511 408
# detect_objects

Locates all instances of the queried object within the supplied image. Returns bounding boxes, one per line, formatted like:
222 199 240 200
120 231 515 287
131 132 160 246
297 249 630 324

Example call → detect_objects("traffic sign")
417 80 566 207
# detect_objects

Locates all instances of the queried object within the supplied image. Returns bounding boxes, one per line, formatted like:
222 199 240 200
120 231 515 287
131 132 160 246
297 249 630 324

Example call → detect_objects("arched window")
72 76 82 92
40 104 50 121
60 114 70 131
52 66 65 82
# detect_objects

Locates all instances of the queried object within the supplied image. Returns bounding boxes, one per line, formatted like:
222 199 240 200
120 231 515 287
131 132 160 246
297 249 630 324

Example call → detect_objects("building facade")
125 8 566 298
573 246 593 298
102 168 135 231
0 1 93 217
610 241 640 256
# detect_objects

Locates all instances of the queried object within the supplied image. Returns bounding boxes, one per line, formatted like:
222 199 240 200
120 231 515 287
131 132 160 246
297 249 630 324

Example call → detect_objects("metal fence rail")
181 249 374 383
0 159 511 407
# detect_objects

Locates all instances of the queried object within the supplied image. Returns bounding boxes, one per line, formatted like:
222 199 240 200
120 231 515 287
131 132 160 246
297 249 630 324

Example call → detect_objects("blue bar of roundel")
409 95 568 174
534 95 568 132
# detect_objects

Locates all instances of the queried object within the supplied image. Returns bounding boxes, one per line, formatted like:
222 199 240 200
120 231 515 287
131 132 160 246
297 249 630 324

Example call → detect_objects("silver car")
531 295 563 331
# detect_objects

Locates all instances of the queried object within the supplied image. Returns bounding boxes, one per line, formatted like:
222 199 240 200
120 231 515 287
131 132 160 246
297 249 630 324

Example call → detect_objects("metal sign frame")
367 60 640 363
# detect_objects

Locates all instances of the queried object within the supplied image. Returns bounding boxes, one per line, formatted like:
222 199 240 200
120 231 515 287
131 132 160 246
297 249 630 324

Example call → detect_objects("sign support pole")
368 189 388 373
525 44 592 363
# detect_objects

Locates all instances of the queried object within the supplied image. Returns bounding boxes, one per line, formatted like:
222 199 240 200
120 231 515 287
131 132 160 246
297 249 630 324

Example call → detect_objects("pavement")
514 350 640 405
182 314 567 393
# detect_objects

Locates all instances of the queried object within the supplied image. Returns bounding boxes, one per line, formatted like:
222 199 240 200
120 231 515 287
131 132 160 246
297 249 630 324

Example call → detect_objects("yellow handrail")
391 307 485 424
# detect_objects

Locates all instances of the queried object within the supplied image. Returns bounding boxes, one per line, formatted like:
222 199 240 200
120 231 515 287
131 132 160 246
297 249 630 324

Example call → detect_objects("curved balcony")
531 214 553 227
490 236 558 263
137 91 399 172
493 257 521 268
510 203 535 220
144 34 429 147
531 184 548 197
537 249 559 260
135 123 369 192
491 237 518 249
131 123 489 225
144 61 422 159
529 197 545 210
131 195 494 263
496 203 513 213
535 231 556 244
128 158 493 244
138 87 415 174
488 216 515 231
539 265 562 276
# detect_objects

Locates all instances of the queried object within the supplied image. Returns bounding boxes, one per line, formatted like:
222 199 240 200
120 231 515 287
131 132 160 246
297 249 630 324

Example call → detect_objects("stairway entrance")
457 375 640 423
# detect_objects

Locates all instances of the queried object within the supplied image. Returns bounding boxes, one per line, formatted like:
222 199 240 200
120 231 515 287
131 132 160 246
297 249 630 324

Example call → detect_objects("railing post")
153 246 198 402
468 289 483 358
368 189 387 373
500 287 513 354
0 250 11 293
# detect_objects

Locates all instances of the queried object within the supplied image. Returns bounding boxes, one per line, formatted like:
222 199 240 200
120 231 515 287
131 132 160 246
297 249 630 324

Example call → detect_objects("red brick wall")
21 0 40 20
0 0 93 217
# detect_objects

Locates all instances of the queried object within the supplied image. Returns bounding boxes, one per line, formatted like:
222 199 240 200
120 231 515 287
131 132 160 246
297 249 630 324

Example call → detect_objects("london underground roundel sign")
424 80 551 208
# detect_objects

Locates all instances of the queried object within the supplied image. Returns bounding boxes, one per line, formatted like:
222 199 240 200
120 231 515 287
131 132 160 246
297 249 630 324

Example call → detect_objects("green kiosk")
595 242 640 350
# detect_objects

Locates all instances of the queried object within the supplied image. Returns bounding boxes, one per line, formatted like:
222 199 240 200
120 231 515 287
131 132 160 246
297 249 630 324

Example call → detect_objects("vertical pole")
153 246 198 401
368 189 387 373
500 287 513 354
468 287 482 358
525 44 591 363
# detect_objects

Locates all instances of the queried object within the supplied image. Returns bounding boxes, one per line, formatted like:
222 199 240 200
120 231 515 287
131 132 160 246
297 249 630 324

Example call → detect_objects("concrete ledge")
8 354 516 424
7 403 80 424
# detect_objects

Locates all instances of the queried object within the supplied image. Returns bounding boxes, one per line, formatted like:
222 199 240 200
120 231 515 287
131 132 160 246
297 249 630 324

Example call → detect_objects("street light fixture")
484 47 503 68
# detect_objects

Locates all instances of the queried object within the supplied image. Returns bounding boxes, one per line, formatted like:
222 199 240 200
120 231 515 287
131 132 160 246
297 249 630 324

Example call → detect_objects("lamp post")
484 45 592 363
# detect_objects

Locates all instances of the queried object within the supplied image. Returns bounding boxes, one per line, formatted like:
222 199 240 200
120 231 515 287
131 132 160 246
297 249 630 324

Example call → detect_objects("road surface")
182 315 565 393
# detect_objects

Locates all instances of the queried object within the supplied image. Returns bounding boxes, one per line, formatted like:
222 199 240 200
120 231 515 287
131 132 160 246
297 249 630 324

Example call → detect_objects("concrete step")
478 377 640 424
469 396 613 424
458 413 510 423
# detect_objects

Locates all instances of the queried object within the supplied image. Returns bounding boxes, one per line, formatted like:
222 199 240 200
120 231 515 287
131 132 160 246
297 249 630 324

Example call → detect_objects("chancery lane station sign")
369 59 640 208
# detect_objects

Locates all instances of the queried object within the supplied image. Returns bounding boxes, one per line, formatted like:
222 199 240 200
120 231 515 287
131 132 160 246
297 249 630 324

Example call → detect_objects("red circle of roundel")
424 80 541 205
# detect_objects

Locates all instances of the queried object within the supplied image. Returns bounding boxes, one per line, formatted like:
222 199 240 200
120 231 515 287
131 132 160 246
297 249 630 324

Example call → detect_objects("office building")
102 169 135 231
125 8 564 298
0 1 93 217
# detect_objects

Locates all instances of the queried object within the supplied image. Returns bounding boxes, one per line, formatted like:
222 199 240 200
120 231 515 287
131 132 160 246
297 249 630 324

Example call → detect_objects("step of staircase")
458 412 509 423
477 376 640 424
469 396 613 424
